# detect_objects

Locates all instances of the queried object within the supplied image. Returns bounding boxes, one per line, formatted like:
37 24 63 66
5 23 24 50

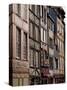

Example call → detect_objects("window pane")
35 5 38 16
35 51 39 67
23 32 27 60
37 5 40 17
47 18 50 29
35 26 39 41
35 17 39 25
13 78 18 86
42 6 44 18
23 5 27 21
29 22 35 39
23 78 28 85
41 28 43 41
49 38 53 48
30 49 34 67
51 22 54 31
44 8 46 24
16 27 21 58
41 51 44 66
32 5 35 12
48 18 54 31
17 4 21 16
49 57 53 69
29 22 33 38
19 78 23 86
30 11 35 21
54 58 58 69
44 30 46 42
35 42 40 50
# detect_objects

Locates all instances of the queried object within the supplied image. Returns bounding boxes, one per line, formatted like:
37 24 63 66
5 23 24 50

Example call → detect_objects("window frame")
17 4 21 17
41 27 46 43
29 48 40 68
49 57 53 70
55 58 58 69
23 32 27 60
16 26 21 59
48 17 54 32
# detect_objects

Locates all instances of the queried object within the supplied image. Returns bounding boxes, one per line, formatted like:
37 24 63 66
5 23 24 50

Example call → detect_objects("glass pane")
41 28 43 41
41 51 44 66
44 30 46 42
35 51 39 67
35 5 37 15
51 22 54 31
23 32 27 60
30 11 35 21
30 49 34 67
35 26 39 41
16 27 21 58
19 78 23 86
44 8 46 24
49 57 53 69
17 4 21 16
29 22 33 38
13 78 18 86
35 42 40 50
23 78 28 85
35 16 39 25
23 5 27 21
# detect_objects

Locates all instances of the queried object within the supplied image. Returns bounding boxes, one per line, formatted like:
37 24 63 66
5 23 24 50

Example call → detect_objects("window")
19 78 23 86
29 49 39 68
16 27 21 59
55 44 58 51
17 4 21 16
62 27 64 36
13 78 24 86
9 4 13 14
61 41 64 53
57 38 60 51
41 28 46 42
41 6 46 24
29 21 40 41
51 22 54 31
32 5 35 12
29 22 34 38
35 51 39 67
44 30 46 42
42 6 44 18
60 57 64 70
13 78 18 86
41 50 48 66
35 5 40 17
44 8 46 24
23 78 28 85
55 58 58 69
35 26 39 41
59 41 62 52
23 5 27 21
49 38 53 48
47 18 50 29
49 57 53 70
23 32 27 60
41 50 44 66
48 18 54 31
29 49 34 67
45 51 48 59
41 28 43 41
37 5 40 17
